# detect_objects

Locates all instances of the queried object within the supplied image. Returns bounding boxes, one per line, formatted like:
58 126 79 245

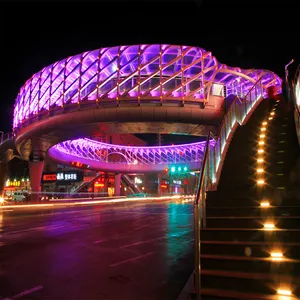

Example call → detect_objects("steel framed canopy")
13 44 282 130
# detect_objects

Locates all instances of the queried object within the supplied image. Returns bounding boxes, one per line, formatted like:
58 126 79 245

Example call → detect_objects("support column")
104 174 108 196
157 173 162 196
29 141 46 202
157 132 162 196
114 173 121 196
0 161 8 198
29 159 44 202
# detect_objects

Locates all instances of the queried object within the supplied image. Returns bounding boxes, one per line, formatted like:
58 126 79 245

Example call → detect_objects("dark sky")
0 0 299 135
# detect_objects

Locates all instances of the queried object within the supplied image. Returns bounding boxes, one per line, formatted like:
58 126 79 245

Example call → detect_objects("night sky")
0 0 298 139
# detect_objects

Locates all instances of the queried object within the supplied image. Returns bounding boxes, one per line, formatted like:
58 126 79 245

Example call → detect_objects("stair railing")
193 78 267 300
122 174 142 193
207 78 265 191
289 64 300 145
193 131 211 300
0 132 13 145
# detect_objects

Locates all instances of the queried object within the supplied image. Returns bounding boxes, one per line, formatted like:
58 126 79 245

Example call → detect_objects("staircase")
191 96 300 299
121 174 142 194
70 173 102 195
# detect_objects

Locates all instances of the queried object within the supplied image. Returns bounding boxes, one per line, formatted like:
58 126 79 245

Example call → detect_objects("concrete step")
206 194 300 207
201 228 300 243
199 269 300 298
200 254 300 276
193 287 300 300
205 216 300 229
206 206 300 217
201 240 300 259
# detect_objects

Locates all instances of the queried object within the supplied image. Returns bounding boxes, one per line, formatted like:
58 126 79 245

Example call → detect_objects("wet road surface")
0 200 194 300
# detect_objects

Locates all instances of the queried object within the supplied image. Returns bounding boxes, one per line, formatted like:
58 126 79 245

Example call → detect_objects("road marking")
110 252 153 267
2 285 43 299
120 236 166 248
120 229 192 249
94 227 168 245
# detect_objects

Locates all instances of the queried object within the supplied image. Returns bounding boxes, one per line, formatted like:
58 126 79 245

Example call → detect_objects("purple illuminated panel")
13 44 282 129
49 138 216 166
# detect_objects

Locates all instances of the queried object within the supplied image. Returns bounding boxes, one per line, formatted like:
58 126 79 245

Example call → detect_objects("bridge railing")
193 78 266 299
289 64 300 145
0 132 13 145
206 78 264 191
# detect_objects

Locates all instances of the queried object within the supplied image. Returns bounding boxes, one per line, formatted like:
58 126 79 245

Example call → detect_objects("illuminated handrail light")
258 149 264 153
258 141 265 145
260 201 270 207
262 121 267 125
271 252 283 257
270 112 275 116
257 158 264 163
264 222 275 230
260 134 266 138
257 179 265 185
261 127 267 131
277 289 292 296
257 168 264 173
271 252 283 261
269 117 273 120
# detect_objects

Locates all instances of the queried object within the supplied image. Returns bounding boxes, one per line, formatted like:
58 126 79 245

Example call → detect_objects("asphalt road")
0 200 194 300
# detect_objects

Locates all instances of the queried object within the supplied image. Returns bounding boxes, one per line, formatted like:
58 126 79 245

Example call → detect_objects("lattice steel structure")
13 44 281 130
49 138 215 167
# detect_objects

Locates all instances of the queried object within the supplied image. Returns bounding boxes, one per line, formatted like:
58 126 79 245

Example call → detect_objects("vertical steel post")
157 132 162 196
194 132 210 300
194 201 201 300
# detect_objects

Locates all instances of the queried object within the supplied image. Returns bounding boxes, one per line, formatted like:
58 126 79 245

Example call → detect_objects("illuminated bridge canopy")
13 44 281 130
49 138 215 171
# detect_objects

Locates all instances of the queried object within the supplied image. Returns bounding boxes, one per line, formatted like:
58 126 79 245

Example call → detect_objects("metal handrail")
288 63 300 145
194 131 211 300
0 132 13 145
210 77 264 188
195 131 211 205
193 78 266 300
291 64 300 116
293 64 300 86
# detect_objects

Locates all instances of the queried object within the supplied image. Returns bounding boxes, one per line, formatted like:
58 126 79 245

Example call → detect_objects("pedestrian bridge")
0 44 282 190
11 44 280 162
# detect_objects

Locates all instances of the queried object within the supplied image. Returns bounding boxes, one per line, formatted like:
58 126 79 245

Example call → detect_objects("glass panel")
140 45 160 65
81 50 99 73
50 82 63 107
66 78 80 104
65 54 81 76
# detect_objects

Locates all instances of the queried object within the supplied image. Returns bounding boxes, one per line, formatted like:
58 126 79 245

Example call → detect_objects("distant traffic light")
169 165 189 174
